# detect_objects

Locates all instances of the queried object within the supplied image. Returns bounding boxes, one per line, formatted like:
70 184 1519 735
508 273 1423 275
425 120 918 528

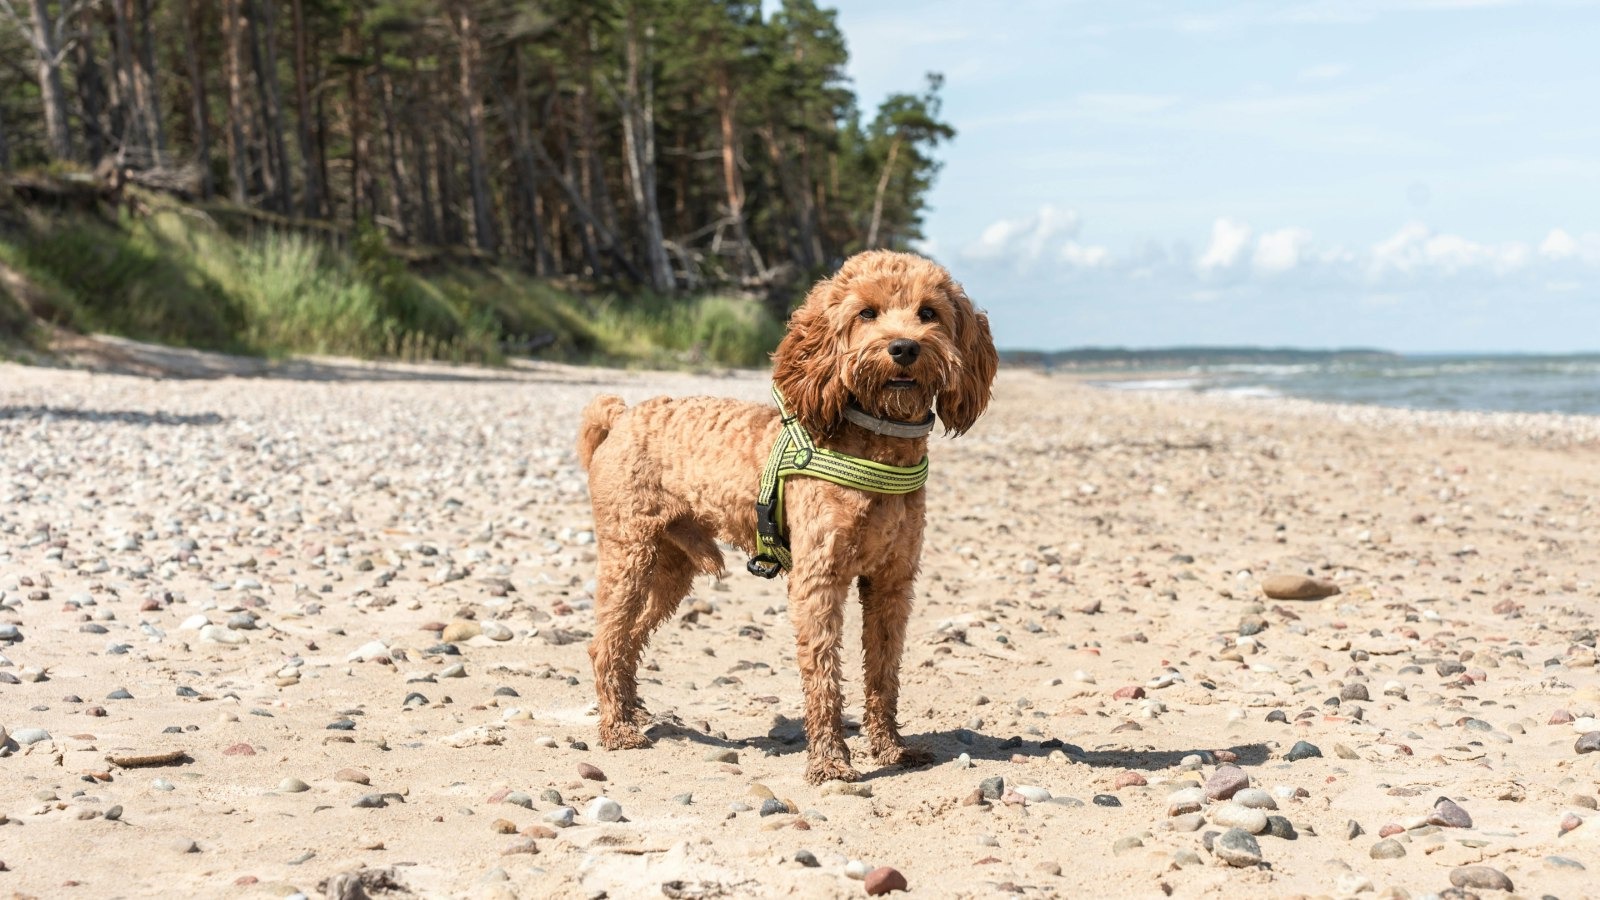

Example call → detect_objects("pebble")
978 776 1003 800
278 778 310 793
543 807 576 828
1232 788 1276 810
1213 828 1263 867
1576 731 1600 754
1261 574 1340 599
1012 785 1051 803
1210 803 1268 834
151 779 175 792
1285 740 1322 761
11 728 51 746
587 797 622 823
864 866 908 895
844 860 872 880
577 762 606 781
1428 797 1473 828
481 621 513 641
794 849 819 867
1369 838 1407 859
1448 865 1513 892
1204 766 1249 801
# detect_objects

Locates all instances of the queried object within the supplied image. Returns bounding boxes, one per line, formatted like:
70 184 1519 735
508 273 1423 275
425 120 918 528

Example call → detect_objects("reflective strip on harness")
748 385 928 576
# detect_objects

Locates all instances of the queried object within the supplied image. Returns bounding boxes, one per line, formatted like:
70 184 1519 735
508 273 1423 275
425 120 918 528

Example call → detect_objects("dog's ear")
937 285 998 436
772 278 849 435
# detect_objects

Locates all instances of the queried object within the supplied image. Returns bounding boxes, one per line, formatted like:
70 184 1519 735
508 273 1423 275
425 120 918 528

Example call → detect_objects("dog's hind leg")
590 539 659 750
860 573 933 768
619 529 709 727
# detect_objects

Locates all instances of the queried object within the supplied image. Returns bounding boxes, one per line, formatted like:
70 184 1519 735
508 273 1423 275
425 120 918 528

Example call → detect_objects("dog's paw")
598 723 653 750
874 743 934 768
805 757 862 785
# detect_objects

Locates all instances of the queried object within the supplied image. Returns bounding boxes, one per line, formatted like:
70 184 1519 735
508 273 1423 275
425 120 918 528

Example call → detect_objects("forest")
0 0 953 300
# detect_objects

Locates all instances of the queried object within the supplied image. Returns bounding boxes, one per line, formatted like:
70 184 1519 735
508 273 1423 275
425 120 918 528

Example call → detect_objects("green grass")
0 194 789 369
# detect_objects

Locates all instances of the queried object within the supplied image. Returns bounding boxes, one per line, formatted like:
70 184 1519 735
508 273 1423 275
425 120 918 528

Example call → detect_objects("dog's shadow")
644 717 1272 780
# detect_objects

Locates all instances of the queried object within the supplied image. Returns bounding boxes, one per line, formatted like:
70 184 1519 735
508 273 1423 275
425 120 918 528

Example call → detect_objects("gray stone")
1428 796 1473 828
1213 828 1263 867
1285 740 1322 761
979 776 1004 800
1449 865 1512 892
1232 788 1277 810
1576 731 1600 754
10 727 51 745
1369 839 1407 859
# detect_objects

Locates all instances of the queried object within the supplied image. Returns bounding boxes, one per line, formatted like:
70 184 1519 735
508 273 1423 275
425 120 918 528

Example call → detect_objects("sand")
1 352 1597 900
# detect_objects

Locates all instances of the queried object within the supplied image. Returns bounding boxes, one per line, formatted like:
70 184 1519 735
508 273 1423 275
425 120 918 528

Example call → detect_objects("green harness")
746 385 930 578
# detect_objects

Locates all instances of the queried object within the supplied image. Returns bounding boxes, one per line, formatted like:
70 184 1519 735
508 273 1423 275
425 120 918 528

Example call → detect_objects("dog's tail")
577 395 627 471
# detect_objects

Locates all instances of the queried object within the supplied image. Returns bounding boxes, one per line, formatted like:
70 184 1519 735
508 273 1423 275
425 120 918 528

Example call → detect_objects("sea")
1091 354 1600 416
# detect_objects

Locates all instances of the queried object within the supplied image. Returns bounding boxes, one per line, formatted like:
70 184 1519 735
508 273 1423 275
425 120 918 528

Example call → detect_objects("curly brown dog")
576 250 998 784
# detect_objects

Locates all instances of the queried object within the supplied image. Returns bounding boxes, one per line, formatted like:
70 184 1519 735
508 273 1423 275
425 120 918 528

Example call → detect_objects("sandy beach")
1 355 1597 899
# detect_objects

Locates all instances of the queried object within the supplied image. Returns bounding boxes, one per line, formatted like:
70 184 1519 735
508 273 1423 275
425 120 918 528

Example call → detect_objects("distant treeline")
0 0 952 296
1004 346 1401 370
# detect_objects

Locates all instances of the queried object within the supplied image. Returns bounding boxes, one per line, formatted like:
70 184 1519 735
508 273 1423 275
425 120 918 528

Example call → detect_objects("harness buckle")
754 498 782 542
746 555 783 579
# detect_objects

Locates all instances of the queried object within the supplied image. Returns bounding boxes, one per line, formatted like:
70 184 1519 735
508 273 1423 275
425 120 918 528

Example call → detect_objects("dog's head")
772 250 998 437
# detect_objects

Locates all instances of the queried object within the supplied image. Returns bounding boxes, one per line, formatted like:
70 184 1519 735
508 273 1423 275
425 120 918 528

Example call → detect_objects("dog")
576 250 998 783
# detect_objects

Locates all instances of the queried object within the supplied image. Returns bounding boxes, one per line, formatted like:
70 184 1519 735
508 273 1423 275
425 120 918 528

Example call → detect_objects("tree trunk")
135 0 166 165
72 9 110 165
411 123 438 245
865 136 901 250
618 13 672 292
715 66 760 277
502 46 550 272
28 0 75 160
110 0 152 163
220 0 250 202
0 100 9 170
341 15 370 222
251 0 292 213
456 2 497 254
180 0 213 198
374 32 412 240
289 0 322 218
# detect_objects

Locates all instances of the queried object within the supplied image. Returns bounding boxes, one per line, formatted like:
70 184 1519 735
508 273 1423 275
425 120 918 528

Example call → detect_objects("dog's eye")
858 308 878 321
918 307 937 323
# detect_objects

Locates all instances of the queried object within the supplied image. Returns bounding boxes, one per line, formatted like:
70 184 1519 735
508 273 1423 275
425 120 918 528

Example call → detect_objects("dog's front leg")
860 572 933 768
788 564 860 784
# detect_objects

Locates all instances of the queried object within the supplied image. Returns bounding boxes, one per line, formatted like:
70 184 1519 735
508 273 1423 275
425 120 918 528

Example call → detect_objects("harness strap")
748 385 929 578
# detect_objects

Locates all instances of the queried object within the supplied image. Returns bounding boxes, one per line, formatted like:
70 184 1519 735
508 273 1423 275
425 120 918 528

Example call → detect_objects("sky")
827 0 1600 353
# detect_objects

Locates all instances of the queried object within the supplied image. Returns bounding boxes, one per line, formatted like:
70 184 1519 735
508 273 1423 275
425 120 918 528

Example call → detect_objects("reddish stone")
865 866 909 895
577 762 606 781
1114 771 1147 788
1113 686 1146 700
223 742 256 756
1379 824 1404 837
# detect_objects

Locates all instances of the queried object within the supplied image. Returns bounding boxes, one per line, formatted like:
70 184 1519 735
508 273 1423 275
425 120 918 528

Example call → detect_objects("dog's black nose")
887 339 921 366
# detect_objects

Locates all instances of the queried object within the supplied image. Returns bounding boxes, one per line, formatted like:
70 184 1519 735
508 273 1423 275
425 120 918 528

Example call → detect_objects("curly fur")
578 250 998 783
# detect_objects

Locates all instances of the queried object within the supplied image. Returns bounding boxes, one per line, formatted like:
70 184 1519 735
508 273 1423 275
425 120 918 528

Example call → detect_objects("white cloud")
1370 223 1532 276
1197 218 1252 272
1539 228 1600 264
1253 227 1315 274
963 205 1081 265
1060 241 1111 269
